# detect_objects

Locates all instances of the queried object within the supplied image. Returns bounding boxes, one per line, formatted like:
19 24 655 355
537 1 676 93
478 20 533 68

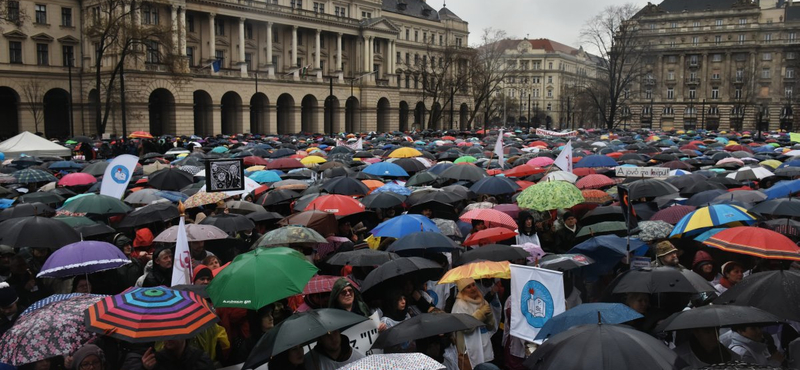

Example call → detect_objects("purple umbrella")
36 240 130 278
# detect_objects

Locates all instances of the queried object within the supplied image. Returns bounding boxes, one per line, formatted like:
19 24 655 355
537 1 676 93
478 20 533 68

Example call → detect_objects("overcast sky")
439 0 652 51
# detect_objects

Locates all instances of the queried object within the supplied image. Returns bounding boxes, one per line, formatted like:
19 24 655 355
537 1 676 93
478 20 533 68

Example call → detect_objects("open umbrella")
669 204 756 238
388 231 461 254
124 189 168 204
714 270 800 322
184 191 228 209
606 266 715 295
439 164 487 182
0 216 81 249
574 221 627 241
148 167 195 191
153 223 229 242
207 247 318 310
636 220 675 242
305 194 365 216
361 192 406 209
326 249 399 266
338 354 445 370
13 168 57 184
454 244 529 265
625 179 680 199
199 213 255 234
538 254 595 271
0 202 54 221
463 227 518 246
37 241 130 278
660 305 783 331
15 191 64 205
650 205 697 225
278 210 338 237
534 303 643 340
750 198 800 217
117 201 180 228
372 312 484 349
438 260 510 283
360 257 442 296
254 225 327 247
57 193 132 217
57 172 97 187
321 177 370 196
703 226 800 261
459 208 517 230
363 162 409 177
517 181 585 211
469 176 520 195
371 214 440 239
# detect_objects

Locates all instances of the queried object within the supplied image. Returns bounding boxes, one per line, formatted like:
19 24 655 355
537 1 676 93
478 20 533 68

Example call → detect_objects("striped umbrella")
22 293 106 317
84 286 219 343
669 204 757 238
704 226 800 261
13 169 57 184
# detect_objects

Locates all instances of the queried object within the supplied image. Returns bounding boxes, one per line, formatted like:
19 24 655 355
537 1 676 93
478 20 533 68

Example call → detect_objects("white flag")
509 264 565 342
171 216 193 286
494 130 504 168
99 154 139 199
553 140 573 173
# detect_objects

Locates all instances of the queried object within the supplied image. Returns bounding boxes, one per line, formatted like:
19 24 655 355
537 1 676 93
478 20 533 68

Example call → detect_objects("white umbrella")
727 166 774 181
544 171 578 183
153 223 229 242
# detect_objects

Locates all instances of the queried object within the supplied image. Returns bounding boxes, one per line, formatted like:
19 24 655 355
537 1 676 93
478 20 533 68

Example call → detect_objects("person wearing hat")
192 265 213 286
69 344 105 370
452 278 496 370
113 234 143 288
714 261 744 294
142 245 173 288
692 250 720 286
652 240 685 269
553 211 580 254
0 282 19 336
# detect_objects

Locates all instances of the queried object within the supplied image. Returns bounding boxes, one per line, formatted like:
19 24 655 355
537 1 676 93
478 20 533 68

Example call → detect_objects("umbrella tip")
178 201 186 216
597 311 602 325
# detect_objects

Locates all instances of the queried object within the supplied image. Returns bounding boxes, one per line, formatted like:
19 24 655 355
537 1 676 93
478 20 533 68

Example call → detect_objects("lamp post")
67 56 74 138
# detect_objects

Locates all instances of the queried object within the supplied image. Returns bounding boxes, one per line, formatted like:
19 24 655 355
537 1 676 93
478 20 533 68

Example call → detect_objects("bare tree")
729 53 759 131
580 3 648 130
0 0 26 25
21 78 45 133
465 28 519 130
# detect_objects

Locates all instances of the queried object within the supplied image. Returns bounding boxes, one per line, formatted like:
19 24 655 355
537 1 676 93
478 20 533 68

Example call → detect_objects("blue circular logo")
110 165 129 184
520 280 554 328
426 289 439 307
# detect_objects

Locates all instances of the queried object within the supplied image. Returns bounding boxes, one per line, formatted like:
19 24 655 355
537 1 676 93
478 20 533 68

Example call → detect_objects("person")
201 255 221 271
303 330 364 370
70 344 106 370
142 246 173 287
624 292 650 315
72 275 91 293
553 212 579 253
268 345 305 370
113 234 143 288
516 211 541 246
723 325 784 366
674 327 738 368
189 241 214 267
451 278 496 370
0 282 19 336
379 289 410 331
328 278 370 317
653 241 684 269
692 250 720 286
714 261 744 294
192 265 213 285
125 340 214 370
0 245 15 282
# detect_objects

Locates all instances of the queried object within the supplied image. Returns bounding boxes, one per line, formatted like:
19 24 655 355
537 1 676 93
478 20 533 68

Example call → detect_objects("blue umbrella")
763 180 800 200
21 293 106 317
427 162 454 175
363 162 409 177
534 303 643 340
373 182 412 196
48 161 84 171
693 228 726 242
249 171 282 183
575 155 618 168
469 176 520 195
778 160 800 169
569 235 648 279
371 214 440 239
155 190 188 203
37 241 130 278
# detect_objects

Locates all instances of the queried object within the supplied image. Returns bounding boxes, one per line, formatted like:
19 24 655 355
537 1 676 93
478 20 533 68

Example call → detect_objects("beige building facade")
0 0 471 138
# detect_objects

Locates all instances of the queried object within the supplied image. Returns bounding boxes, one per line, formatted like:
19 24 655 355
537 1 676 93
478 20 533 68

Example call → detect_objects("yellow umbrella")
301 156 327 165
246 165 266 172
760 160 782 169
438 261 510 284
388 147 423 158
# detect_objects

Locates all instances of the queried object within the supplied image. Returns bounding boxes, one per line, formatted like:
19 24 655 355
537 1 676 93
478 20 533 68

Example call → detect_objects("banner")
615 166 669 178
336 138 363 150
494 129 504 167
171 216 192 286
510 264 565 342
553 140 573 173
100 154 139 199
535 128 578 137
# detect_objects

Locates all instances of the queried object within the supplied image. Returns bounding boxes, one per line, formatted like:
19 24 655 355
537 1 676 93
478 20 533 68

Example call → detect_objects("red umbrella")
243 156 269 166
503 164 545 178
460 209 517 230
704 226 800 261
463 227 517 246
516 181 535 190
581 189 613 204
650 205 697 225
129 131 154 139
268 158 304 170
305 195 365 216
576 174 615 190
57 173 97 187
572 168 597 177
724 145 753 153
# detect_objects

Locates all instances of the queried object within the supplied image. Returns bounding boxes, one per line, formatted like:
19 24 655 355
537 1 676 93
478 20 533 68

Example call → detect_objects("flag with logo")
99 154 138 199
494 130 504 168
509 264 565 342
553 140 573 173
171 214 193 286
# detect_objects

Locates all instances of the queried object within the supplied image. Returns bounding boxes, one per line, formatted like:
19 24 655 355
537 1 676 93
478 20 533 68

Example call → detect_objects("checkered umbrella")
13 169 57 184
303 275 356 295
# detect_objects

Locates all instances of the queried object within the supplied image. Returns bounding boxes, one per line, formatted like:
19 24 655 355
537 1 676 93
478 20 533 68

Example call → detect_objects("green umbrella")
406 172 439 187
207 247 318 310
57 194 132 216
53 215 98 228
517 180 585 211
253 225 327 247
454 155 477 164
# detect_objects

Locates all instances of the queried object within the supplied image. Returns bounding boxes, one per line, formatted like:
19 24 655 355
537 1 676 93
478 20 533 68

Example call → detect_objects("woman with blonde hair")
450 278 496 370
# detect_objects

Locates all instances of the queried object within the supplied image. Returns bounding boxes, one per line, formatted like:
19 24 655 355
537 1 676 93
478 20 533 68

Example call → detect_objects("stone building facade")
0 0 471 138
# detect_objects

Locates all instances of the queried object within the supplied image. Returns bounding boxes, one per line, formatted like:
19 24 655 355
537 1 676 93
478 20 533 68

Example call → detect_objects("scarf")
719 276 734 289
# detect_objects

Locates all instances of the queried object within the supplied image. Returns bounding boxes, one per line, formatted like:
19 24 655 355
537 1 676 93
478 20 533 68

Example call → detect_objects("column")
368 37 375 82
336 33 343 82
266 22 274 77
315 29 322 81
291 26 298 79
208 13 216 74
179 8 186 56
171 6 179 55
267 104 278 134
239 18 247 77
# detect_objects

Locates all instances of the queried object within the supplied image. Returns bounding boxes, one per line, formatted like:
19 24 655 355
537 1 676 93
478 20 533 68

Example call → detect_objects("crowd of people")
0 127 798 370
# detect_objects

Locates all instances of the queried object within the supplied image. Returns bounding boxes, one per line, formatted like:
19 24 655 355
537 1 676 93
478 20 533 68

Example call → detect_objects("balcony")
685 78 700 86
687 61 700 69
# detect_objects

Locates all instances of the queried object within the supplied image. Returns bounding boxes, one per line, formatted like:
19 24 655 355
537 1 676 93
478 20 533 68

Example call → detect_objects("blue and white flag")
100 154 138 199
509 264 565 342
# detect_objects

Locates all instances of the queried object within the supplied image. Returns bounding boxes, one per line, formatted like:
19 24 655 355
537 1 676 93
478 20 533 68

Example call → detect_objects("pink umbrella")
57 173 97 187
493 204 521 220
362 158 382 164
528 157 554 167
460 209 517 230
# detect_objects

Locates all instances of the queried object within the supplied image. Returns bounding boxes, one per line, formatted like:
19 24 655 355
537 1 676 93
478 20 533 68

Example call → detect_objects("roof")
0 131 71 159
495 38 584 56
788 6 800 22
382 0 440 21
635 0 758 17
438 6 463 21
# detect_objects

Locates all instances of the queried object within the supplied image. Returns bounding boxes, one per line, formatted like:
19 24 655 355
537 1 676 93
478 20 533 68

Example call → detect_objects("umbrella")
439 260 511 283
360 257 442 296
200 213 256 234
207 247 318 310
669 204 757 238
13 168 57 184
580 206 625 225
575 155 618 168
568 235 647 277
406 172 439 186
302 275 356 295
538 254 595 271
523 324 683 370
686 189 728 207
543 171 578 183
388 147 423 158
576 174 615 190
439 164 487 182
534 303 643 340
712 190 768 205
371 313 484 349
371 214 440 239
517 181 585 211
242 308 368 370
256 189 301 206
363 162 409 177
184 191 228 209
81 162 109 177
463 227 518 246
660 305 783 331
148 167 195 191
636 220 675 242
57 194 132 216
153 223 229 242
459 208 517 230
142 161 170 175
20 293 106 317
305 194 366 216
278 210 338 237
321 177 370 196
57 173 97 187
117 201 180 228
650 205 697 225
129 131 154 139
0 202 54 221
625 179 680 199
727 166 775 181
15 191 64 205
762 179 800 200
124 189 168 204
388 231 461 254
337 354 445 370
249 171 283 183
606 266 715 295
703 226 800 261
326 249 399 266
85 286 218 343
361 192 406 209
715 270 800 322
0 294 104 366
254 225 327 247
268 158 304 170
469 176 520 195
0 216 81 249
454 244 530 265
225 200 266 215
574 221 627 240
750 198 800 217
36 241 130 278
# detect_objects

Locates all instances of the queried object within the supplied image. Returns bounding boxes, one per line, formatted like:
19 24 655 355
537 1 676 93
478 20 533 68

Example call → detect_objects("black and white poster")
205 159 245 193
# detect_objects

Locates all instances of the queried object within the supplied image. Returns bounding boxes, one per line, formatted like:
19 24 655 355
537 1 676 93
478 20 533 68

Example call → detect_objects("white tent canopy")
0 131 72 159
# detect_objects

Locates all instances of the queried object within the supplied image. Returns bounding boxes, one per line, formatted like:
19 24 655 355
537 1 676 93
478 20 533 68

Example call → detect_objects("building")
0 0 471 138
491 38 600 129
628 0 800 131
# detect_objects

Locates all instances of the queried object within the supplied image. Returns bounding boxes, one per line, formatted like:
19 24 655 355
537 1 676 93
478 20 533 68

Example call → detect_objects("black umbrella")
407 190 465 206
686 189 728 207
172 284 209 299
406 172 439 187
148 168 195 191
624 179 679 199
81 161 109 177
361 192 406 209
0 216 81 249
200 213 255 234
659 305 783 332
372 313 484 349
75 222 117 238
759 219 800 241
321 177 370 196
714 270 800 322
15 192 65 205
256 189 301 206
117 202 180 228
680 181 727 198
242 309 367 370
360 257 443 296
0 202 54 221
439 164 487 182
523 324 684 370
606 267 715 295
580 206 625 225
707 176 745 189
388 231 461 254
750 198 800 217
408 200 458 220
392 158 427 173
665 174 709 190
326 249 399 266
246 211 283 223
455 244 529 266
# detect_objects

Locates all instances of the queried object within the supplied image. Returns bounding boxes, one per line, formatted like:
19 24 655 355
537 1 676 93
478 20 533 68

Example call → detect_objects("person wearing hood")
142 245 173 287
303 329 364 370
0 282 19 336
722 324 784 366
113 234 143 288
451 278 496 370
328 278 370 317
553 212 579 254
378 288 410 331
714 261 744 294
69 344 106 370
192 265 213 285
515 211 541 246
692 250 720 286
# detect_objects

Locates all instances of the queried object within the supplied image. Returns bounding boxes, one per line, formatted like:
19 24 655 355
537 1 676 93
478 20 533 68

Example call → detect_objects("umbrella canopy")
254 225 327 247
305 194 366 216
607 266 715 295
0 202 54 221
650 205 697 225
517 181 585 211
57 194 132 217
371 312 484 349
363 162 409 177
242 308 368 369
361 192 406 209
576 174 615 190
388 147 423 158
153 223 229 242
360 257 442 296
438 260 510 283
636 220 675 242
148 167 195 191
459 208 517 230
0 294 104 366
388 231 461 254
321 177 370 196
13 168 57 184
371 214 440 238
575 221 627 240
278 210 338 237
523 324 683 370
124 188 168 204
57 172 97 187
750 198 800 217
117 201 180 228
534 303 643 340
660 305 783 331
207 247 318 310
439 164 487 182
337 354 445 370
538 254 595 271
15 191 64 205
199 213 256 234
714 270 800 322
184 191 228 209
302 275 356 295
625 179 680 199
469 176 520 195
454 244 529 265
326 249 399 266
463 227 518 246
0 216 81 249
85 286 218 343
37 240 130 278
703 226 800 261
670 204 757 237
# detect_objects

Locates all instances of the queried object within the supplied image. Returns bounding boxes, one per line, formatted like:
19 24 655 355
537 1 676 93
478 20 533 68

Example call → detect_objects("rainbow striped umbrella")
669 204 756 238
84 286 218 343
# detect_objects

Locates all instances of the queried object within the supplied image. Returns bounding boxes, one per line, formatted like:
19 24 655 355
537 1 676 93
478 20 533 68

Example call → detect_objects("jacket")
122 345 214 370
724 331 780 367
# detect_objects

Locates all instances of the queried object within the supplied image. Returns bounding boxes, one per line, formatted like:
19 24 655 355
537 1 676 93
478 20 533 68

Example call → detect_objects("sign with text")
615 166 669 178
205 158 245 193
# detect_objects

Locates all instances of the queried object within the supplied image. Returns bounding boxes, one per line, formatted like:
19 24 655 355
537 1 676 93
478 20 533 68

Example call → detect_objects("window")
142 4 158 25
736 69 744 81
62 45 74 67
361 11 371 19
735 88 742 99
685 107 696 116
245 53 252 70
61 7 72 26
688 88 696 99
146 41 159 63
396 52 401 64
762 68 771 79
290 0 302 8
273 29 279 43
9 41 22 64
91 6 100 24
689 55 699 66
712 71 720 80
35 4 46 24
765 33 772 44
7 1 19 22
423 32 427 43
715 35 721 45
439 35 443 45
405 53 409 65
245 24 253 39
645 89 652 99
712 87 719 99
335 6 346 17
187 14 194 32
689 71 697 81
664 106 674 115
297 30 303 45
186 47 195 67
738 34 745 44
547 76 553 84
546 89 553 98
548 62 553 70
405 75 410 88
787 87 794 99
788 68 795 78
649 23 656 30
546 103 552 111
667 88 674 99
671 22 678 29
373 40 379 53
692 36 699 45
712 54 722 62
667 71 675 80
405 29 409 40
414 31 418 42
693 21 700 28
456 38 462 47
715 19 723 27
739 18 747 25
533 89 539 97
763 52 772 61
35 44 49 65
320 60 325 72
791 32 797 42
214 19 224 36
414 54 419 66
313 2 324 13
215 50 224 65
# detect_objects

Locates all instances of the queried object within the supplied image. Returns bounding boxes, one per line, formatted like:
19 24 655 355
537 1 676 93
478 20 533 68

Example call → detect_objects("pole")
502 89 507 128
449 86 455 130
527 93 531 129
68 57 74 138
120 62 127 139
